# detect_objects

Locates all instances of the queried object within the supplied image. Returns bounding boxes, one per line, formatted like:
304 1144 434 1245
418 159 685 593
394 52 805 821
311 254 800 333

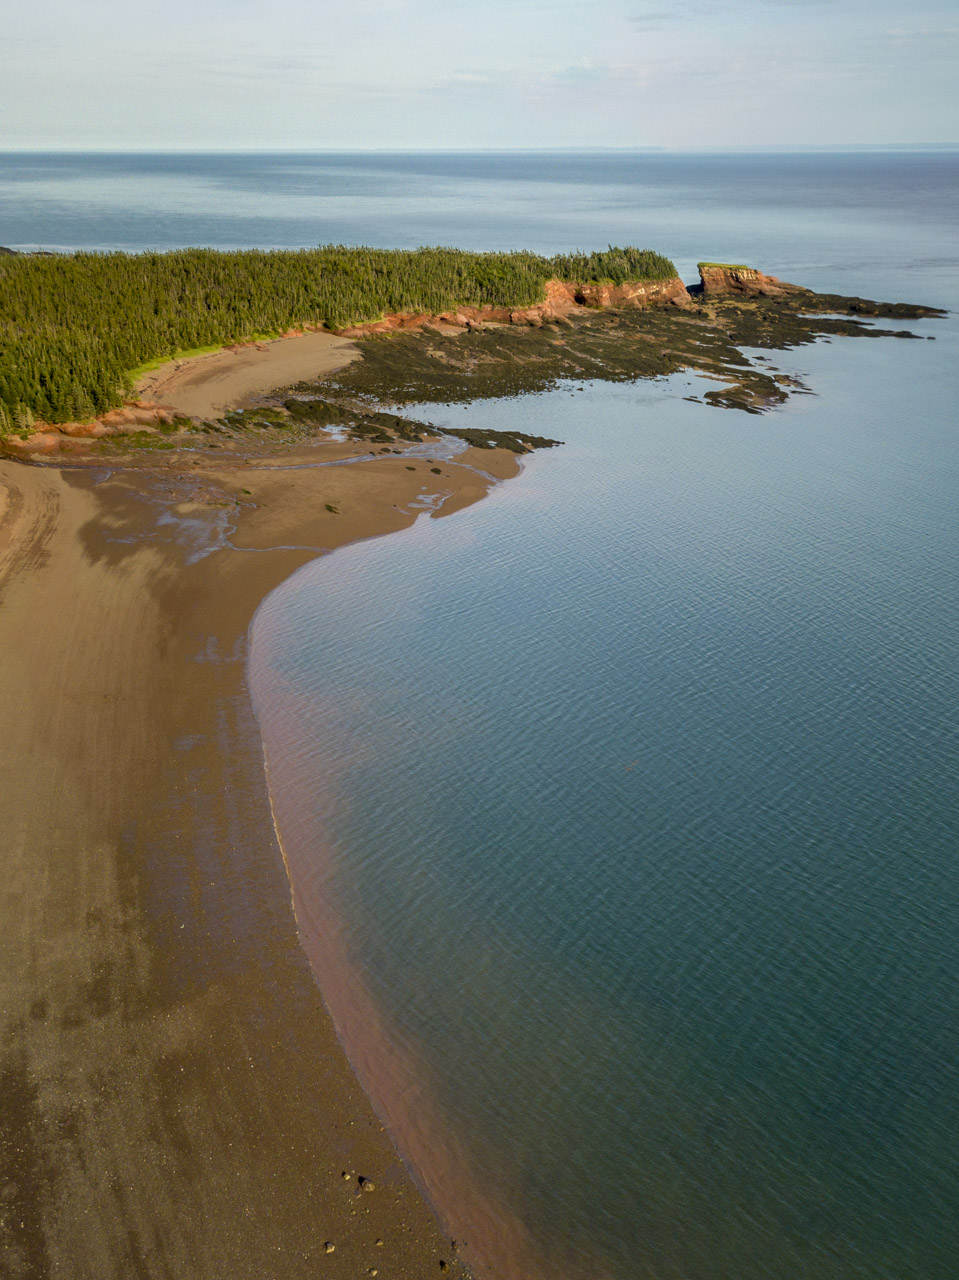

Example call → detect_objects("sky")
2 0 957 150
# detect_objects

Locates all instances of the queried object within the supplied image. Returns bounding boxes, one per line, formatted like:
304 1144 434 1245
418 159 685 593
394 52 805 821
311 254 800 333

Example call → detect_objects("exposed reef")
308 272 941 419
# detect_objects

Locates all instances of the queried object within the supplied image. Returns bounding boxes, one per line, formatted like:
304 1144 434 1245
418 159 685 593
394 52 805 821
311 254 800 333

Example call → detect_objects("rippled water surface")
251 310 959 1277
245 152 959 1280
2 149 957 304
12 150 955 1279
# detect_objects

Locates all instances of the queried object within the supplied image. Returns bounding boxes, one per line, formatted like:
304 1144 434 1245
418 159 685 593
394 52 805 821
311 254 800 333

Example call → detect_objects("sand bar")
0 439 518 1278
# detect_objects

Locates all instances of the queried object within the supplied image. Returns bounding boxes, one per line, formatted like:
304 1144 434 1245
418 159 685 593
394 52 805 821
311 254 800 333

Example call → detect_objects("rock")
334 275 692 341
324 1242 335 1254
357 1176 375 1192
696 263 799 298
572 277 691 309
59 420 110 438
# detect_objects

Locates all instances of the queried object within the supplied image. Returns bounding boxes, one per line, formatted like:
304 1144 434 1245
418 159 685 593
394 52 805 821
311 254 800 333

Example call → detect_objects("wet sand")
136 330 362 418
0 438 518 1278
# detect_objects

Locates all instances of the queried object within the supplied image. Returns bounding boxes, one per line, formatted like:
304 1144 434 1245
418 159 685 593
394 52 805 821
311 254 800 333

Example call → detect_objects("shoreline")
0 437 519 1278
7 264 938 458
134 329 364 420
249 518 560 1280
7 272 692 451
2 263 944 1278
252 640 551 1280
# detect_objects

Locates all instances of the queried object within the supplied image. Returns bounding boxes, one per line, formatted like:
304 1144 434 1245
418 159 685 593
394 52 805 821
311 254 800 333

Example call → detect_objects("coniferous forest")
0 245 676 427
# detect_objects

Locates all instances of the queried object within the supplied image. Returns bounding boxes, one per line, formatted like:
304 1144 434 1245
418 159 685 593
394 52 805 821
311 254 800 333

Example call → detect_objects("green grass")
698 262 753 271
126 343 229 385
102 430 177 451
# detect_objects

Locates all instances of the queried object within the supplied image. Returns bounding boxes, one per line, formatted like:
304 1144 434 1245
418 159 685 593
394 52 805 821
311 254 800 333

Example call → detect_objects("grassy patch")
125 344 226 385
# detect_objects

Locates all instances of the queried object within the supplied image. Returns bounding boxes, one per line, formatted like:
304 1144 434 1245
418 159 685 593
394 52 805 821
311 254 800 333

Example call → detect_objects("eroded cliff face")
697 263 798 298
333 274 692 336
563 276 692 311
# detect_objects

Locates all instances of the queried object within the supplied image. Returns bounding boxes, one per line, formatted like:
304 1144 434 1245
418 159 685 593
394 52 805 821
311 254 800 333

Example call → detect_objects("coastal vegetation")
64 279 941 462
0 245 676 426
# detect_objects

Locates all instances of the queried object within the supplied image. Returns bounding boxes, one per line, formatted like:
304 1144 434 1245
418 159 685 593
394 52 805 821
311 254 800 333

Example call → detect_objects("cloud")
627 10 677 31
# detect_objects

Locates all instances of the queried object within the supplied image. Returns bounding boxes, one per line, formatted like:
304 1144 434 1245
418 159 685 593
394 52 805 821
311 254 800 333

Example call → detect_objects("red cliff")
335 275 691 336
696 263 798 298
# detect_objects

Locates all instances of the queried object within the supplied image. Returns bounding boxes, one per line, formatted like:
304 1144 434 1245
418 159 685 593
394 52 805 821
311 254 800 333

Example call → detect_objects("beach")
3 145 957 1280
0 425 518 1278
135 330 363 420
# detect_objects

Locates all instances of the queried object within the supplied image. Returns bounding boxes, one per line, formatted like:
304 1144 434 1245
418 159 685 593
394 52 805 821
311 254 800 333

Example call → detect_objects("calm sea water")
8 152 957 1279
1 150 956 304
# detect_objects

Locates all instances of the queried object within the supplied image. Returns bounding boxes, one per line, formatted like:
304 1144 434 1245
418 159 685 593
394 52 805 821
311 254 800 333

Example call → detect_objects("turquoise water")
11 150 955 1278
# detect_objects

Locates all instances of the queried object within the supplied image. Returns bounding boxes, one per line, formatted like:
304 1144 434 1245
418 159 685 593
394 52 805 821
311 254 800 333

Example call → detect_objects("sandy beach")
135 330 364 420
0 431 518 1278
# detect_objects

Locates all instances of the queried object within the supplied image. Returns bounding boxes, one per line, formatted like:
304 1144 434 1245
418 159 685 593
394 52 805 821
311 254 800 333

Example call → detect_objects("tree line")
0 245 676 427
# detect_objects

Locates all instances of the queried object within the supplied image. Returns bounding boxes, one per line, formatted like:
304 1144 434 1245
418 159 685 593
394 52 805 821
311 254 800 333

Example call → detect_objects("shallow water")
245 151 959 1280
250 302 959 1278
9 149 957 1278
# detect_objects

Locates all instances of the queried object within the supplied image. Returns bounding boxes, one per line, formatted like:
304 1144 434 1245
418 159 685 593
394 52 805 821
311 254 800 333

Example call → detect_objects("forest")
0 245 676 427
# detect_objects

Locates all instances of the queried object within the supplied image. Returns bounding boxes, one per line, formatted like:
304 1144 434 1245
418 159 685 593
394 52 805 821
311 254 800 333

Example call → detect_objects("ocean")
6 150 958 1279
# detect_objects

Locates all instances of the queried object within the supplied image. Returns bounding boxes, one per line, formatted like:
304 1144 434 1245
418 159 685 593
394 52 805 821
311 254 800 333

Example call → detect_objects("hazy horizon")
4 144 958 155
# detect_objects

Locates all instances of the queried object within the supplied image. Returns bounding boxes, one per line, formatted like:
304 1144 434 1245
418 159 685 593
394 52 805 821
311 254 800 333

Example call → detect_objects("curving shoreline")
135 329 364 420
250 630 554 1280
0 438 519 1278
1 263 944 1277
